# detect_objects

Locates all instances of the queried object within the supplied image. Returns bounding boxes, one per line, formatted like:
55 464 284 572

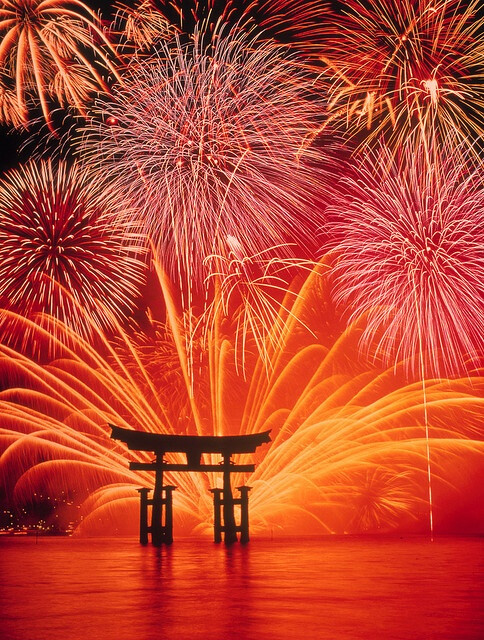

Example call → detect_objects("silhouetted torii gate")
110 425 271 545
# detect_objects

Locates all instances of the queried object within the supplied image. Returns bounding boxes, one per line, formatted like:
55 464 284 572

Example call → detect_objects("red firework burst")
328 140 484 376
320 0 483 149
0 159 147 337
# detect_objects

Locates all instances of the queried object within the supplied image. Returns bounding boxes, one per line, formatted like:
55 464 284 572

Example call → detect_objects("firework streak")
0 263 481 536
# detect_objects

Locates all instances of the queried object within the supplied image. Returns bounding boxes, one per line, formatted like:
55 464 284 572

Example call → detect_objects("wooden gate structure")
110 425 271 545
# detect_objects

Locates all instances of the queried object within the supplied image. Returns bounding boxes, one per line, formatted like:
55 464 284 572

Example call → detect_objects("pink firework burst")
0 159 147 338
320 0 484 149
328 140 484 377
81 24 334 305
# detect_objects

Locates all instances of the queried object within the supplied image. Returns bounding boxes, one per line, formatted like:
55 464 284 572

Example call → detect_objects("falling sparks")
204 238 315 372
0 263 481 537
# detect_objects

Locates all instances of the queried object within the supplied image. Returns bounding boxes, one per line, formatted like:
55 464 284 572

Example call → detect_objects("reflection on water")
1 536 482 640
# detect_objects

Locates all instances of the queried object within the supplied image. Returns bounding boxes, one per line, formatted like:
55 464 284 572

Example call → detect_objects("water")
1 536 482 640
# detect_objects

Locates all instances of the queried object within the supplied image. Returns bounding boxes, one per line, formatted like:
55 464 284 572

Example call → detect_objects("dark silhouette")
110 425 270 545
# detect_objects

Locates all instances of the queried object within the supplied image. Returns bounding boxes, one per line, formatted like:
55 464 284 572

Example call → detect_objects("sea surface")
1 535 482 640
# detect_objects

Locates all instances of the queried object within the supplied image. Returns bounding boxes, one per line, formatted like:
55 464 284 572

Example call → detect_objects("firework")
319 0 484 149
0 263 481 537
328 140 484 377
113 0 176 52
204 237 315 371
242 0 330 55
81 24 332 307
0 0 121 129
0 159 147 339
0 77 23 128
113 0 330 54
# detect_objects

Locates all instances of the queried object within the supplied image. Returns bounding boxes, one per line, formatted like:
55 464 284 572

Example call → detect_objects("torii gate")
110 425 271 545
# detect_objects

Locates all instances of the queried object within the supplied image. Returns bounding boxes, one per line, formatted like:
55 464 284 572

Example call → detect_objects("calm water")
1 536 482 640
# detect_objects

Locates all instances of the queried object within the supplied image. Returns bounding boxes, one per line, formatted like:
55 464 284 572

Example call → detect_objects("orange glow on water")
1 537 483 640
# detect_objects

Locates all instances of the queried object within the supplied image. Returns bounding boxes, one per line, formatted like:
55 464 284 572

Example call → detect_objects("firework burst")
113 0 330 54
113 0 176 53
0 0 121 129
0 158 147 339
0 76 23 127
0 263 481 537
328 140 484 377
81 24 333 307
204 237 315 371
319 0 484 149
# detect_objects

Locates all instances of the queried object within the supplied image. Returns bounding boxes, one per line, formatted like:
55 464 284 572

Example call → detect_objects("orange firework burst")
0 262 482 537
0 75 23 127
113 0 330 53
0 158 147 339
0 0 121 129
113 0 176 52
319 0 484 149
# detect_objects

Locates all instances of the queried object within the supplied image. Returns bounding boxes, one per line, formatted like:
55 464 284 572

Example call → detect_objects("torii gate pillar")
211 484 252 544
137 479 177 546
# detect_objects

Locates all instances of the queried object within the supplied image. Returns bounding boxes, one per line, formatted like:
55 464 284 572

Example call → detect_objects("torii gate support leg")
237 486 251 544
151 454 164 546
137 488 150 545
222 454 238 544
163 485 177 545
210 488 223 543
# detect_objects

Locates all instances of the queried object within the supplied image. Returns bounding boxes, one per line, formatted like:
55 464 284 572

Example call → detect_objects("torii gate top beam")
110 424 271 462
